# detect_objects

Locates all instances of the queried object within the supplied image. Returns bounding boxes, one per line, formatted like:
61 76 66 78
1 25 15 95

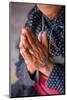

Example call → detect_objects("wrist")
38 61 53 77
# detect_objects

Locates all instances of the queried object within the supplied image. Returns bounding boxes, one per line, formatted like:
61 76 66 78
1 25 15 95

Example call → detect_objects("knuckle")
21 28 28 35
19 42 21 48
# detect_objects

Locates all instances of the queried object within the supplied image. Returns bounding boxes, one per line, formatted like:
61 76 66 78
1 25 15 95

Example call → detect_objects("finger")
38 32 42 42
19 41 23 49
38 32 48 50
20 34 31 49
21 27 37 49
20 47 32 63
42 32 48 49
19 34 26 48
20 34 26 41
20 47 26 57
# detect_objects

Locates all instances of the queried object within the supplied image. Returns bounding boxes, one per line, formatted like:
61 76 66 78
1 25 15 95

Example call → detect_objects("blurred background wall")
9 2 35 84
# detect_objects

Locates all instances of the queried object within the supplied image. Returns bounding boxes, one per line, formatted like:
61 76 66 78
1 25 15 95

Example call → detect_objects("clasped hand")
19 26 53 76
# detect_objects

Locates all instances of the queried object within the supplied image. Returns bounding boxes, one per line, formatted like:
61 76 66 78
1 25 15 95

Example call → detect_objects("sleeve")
46 64 65 94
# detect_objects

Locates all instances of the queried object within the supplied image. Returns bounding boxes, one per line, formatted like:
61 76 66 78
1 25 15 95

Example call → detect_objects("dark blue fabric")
11 80 40 97
46 64 65 94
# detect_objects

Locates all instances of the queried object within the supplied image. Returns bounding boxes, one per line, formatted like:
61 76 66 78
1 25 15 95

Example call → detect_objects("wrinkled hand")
19 26 53 75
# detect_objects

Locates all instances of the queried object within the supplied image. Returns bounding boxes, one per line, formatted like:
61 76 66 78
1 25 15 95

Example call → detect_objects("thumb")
38 32 42 42
38 32 48 49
